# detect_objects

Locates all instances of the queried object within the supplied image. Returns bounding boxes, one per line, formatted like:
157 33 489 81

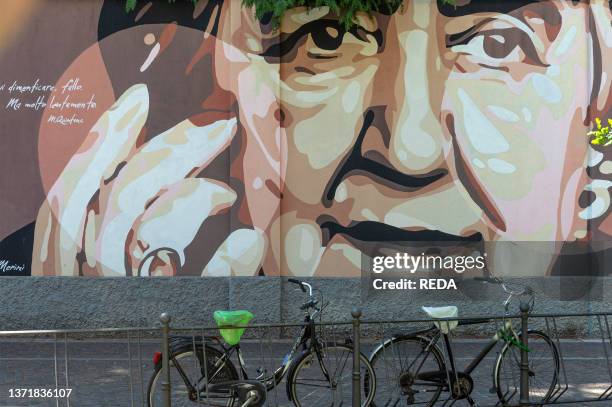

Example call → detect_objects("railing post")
352 307 362 407
519 302 530 406
160 313 172 407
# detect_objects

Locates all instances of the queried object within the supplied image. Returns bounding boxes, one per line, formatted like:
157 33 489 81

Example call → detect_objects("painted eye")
453 29 522 62
259 20 345 59
260 19 381 60
481 31 520 59
450 25 546 67
309 23 345 51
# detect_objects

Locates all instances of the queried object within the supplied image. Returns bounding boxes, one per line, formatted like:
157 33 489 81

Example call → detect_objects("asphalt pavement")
0 337 610 407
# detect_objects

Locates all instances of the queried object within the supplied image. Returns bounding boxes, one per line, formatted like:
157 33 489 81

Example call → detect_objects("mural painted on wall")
0 0 610 278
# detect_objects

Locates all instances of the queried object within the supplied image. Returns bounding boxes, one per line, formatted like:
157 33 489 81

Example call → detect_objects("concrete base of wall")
0 277 610 335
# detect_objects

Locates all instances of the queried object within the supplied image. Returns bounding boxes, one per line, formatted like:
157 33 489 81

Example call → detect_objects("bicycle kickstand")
467 396 480 407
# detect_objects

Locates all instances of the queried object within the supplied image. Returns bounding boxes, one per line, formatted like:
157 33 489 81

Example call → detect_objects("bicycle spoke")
291 345 374 407
496 332 558 403
370 336 445 407
293 381 334 389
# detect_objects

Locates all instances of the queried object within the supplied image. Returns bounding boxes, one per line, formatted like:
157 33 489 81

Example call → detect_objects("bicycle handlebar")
288 279 321 312
288 278 306 292
474 276 531 295
474 276 502 285
288 279 313 297
474 276 534 313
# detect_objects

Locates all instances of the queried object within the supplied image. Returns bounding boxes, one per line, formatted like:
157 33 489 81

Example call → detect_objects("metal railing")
0 326 161 406
354 310 612 406
1 309 612 406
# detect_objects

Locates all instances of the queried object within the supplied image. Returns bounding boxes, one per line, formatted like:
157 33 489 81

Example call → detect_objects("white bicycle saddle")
422 306 459 334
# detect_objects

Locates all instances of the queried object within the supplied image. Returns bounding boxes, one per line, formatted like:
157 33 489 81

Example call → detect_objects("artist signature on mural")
0 259 25 273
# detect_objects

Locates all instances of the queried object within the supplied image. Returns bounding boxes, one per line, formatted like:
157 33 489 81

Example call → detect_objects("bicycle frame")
234 315 316 389
170 309 321 398
394 319 514 387
367 279 541 404
155 279 348 405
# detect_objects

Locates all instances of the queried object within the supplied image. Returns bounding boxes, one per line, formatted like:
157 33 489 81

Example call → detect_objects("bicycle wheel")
368 336 445 406
147 345 239 407
494 330 559 405
288 344 375 406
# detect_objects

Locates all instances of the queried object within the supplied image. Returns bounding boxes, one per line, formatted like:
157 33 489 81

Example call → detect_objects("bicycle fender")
368 334 437 361
285 349 312 402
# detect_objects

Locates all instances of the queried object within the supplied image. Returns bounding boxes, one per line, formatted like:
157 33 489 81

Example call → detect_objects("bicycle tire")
287 344 375 407
368 335 445 407
494 330 559 406
147 344 239 407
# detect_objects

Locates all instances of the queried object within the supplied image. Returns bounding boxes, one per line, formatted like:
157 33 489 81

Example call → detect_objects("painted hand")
32 84 266 276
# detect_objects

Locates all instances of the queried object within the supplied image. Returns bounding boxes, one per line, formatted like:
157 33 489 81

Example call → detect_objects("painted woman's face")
215 0 609 277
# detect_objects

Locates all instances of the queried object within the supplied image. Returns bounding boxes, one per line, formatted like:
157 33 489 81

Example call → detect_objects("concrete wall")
1 277 609 336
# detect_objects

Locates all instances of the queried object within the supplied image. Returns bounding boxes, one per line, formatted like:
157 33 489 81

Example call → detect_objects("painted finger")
113 178 237 276
202 228 266 277
266 213 324 277
94 117 237 274
31 200 58 275
213 38 285 270
44 84 149 275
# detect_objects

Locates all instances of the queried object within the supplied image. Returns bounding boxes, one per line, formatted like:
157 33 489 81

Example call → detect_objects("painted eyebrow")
437 0 541 17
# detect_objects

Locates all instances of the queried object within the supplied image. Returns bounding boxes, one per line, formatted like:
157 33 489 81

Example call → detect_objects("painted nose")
366 27 448 177
324 109 447 204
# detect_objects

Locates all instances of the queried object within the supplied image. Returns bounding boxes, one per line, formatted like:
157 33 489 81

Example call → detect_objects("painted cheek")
447 69 593 241
282 74 374 205
384 186 483 236
445 81 568 240
448 82 548 201
531 16 590 118
284 114 360 205
269 212 323 277
446 16 589 205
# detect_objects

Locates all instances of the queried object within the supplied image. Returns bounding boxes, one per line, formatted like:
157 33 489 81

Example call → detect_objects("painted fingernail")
140 248 180 276
128 179 237 276
184 117 237 147
284 223 323 277
111 84 149 133
202 229 266 277
108 83 148 113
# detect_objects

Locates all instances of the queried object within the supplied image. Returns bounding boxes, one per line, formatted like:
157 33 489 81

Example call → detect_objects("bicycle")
147 279 376 406
367 277 560 406
207 381 267 407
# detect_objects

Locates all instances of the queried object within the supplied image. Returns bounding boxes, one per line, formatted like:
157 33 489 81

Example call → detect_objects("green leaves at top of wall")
125 0 197 13
124 0 457 30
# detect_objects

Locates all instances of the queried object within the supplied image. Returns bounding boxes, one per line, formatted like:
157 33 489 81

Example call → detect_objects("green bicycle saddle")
213 310 254 346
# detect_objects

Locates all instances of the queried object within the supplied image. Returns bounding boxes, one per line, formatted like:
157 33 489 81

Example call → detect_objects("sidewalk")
0 338 609 406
